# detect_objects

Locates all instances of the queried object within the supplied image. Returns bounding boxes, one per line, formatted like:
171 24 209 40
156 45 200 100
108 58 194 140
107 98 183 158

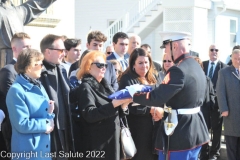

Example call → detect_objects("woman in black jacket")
75 51 131 160
119 48 160 160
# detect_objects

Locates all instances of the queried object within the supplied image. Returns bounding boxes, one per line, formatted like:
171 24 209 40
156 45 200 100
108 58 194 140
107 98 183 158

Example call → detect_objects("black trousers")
210 107 223 156
225 135 240 160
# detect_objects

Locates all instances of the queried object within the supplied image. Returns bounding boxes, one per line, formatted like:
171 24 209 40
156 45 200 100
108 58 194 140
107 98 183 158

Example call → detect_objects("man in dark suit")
141 43 162 72
107 32 129 71
39 34 74 159
216 49 240 160
68 30 118 91
0 32 31 155
202 44 227 160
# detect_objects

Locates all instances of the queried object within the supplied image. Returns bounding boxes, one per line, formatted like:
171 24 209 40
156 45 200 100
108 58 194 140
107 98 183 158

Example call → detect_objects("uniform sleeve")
216 70 228 112
133 66 184 106
16 0 56 25
6 86 47 134
78 84 118 123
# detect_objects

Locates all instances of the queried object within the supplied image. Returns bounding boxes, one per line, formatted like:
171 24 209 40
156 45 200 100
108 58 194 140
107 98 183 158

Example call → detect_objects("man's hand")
48 100 54 114
126 84 143 97
221 111 228 117
150 107 164 121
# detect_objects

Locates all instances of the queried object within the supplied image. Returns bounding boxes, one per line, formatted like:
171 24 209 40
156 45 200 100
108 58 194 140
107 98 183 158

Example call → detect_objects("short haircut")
141 44 151 49
232 49 240 55
15 49 44 74
64 38 81 51
112 32 128 44
11 32 31 46
87 31 107 44
40 34 62 53
232 45 240 51
77 51 106 80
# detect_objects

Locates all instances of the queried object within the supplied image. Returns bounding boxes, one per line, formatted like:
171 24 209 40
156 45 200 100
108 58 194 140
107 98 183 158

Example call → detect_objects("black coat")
0 59 17 152
76 74 127 160
119 72 159 160
39 60 74 154
153 61 162 72
133 53 209 151
201 77 215 129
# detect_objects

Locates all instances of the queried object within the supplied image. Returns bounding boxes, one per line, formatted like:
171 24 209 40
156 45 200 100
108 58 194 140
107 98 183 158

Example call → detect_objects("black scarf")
81 74 114 98
21 74 41 88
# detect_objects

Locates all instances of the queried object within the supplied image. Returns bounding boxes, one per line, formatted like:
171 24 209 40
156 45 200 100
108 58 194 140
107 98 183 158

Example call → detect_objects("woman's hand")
112 98 132 108
48 100 54 114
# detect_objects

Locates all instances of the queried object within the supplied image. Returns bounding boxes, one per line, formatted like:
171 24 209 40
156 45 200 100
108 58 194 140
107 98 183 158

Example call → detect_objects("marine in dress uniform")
130 32 210 160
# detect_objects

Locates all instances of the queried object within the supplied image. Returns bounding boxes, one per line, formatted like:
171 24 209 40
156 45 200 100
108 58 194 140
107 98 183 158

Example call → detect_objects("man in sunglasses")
128 31 209 160
0 32 31 154
105 45 114 57
202 45 227 160
39 34 75 159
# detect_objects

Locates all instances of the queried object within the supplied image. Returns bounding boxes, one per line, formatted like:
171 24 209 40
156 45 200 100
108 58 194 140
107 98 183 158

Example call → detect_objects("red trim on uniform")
162 72 170 84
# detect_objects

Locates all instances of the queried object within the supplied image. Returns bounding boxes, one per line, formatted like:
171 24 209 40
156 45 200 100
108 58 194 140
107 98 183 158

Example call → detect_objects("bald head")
127 35 141 55
208 44 219 61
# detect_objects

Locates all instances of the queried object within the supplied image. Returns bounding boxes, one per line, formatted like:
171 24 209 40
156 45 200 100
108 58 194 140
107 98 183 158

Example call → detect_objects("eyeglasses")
107 52 113 55
91 62 108 69
48 48 66 54
210 49 219 52
34 63 43 67
163 60 172 63
115 69 122 74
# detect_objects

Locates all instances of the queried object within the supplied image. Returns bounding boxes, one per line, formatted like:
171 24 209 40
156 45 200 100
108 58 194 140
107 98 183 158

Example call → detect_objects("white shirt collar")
113 52 124 60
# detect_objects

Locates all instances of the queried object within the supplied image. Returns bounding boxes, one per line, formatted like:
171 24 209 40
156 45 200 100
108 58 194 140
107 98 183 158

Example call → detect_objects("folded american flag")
108 85 152 99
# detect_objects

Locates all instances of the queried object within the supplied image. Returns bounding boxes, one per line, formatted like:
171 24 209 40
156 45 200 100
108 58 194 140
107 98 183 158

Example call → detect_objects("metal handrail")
104 0 161 46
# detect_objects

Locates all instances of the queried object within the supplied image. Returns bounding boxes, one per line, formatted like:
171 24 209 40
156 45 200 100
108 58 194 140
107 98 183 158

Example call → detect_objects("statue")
0 0 57 68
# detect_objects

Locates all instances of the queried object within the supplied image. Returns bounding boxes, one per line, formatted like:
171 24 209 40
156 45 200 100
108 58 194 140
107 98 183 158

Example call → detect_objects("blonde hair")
76 51 106 79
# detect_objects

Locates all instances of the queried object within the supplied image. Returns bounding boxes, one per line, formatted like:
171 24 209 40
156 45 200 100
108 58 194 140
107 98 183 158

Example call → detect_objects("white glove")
0 109 5 131
126 84 144 97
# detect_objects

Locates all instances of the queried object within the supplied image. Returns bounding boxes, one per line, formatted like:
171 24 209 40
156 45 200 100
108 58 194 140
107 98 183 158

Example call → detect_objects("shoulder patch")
162 72 170 84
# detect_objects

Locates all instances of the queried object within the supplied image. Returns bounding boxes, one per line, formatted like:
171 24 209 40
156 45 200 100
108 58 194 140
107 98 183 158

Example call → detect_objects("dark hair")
64 38 81 51
15 49 44 74
141 44 151 49
112 32 128 44
232 45 240 51
121 48 157 84
87 31 107 44
40 34 62 53
11 32 31 45
79 50 91 67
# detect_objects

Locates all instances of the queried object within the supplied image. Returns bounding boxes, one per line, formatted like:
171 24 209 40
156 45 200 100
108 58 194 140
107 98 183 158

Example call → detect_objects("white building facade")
75 0 240 63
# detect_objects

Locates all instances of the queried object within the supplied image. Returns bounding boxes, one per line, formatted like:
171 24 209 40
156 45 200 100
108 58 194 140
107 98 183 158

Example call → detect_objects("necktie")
208 62 214 79
236 69 239 76
120 60 126 71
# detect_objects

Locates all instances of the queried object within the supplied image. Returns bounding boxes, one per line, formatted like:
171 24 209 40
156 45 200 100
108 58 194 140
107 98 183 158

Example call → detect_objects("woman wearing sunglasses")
118 48 160 160
6 49 55 160
75 51 131 160
158 53 174 82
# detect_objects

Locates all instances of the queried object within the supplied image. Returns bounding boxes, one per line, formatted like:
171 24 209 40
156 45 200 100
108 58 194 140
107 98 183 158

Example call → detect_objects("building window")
230 19 237 47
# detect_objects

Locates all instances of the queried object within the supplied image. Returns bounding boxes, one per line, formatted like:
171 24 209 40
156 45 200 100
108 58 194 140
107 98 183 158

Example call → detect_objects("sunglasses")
107 52 113 55
210 49 218 52
34 63 43 67
48 48 66 54
163 60 172 63
91 62 108 69
115 69 122 74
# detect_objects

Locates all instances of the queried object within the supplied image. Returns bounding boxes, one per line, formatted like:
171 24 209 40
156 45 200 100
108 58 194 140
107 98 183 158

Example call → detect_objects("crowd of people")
0 29 239 160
